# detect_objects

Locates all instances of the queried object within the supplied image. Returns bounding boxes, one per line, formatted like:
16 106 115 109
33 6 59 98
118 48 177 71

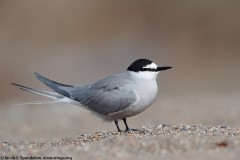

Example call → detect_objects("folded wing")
70 73 137 115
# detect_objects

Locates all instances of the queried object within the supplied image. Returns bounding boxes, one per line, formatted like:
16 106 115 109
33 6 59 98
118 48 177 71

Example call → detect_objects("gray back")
70 72 136 115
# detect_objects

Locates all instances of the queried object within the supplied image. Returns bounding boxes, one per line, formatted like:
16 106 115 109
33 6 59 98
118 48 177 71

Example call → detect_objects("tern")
12 59 172 132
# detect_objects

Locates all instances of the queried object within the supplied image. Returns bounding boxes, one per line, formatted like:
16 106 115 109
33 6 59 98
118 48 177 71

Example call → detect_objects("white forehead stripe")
143 63 158 69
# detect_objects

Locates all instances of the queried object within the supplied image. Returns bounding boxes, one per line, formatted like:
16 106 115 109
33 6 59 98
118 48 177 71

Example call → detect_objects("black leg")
114 120 121 132
123 118 130 131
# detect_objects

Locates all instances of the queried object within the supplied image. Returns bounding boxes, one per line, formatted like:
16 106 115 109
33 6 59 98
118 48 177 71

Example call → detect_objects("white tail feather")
12 100 62 106
12 97 74 107
11 83 75 106
12 83 64 99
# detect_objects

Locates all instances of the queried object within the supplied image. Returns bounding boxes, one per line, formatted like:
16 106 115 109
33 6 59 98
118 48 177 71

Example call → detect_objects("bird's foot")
125 128 138 132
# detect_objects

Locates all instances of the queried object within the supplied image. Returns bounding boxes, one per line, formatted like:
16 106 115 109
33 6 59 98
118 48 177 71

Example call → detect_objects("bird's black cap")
127 59 153 72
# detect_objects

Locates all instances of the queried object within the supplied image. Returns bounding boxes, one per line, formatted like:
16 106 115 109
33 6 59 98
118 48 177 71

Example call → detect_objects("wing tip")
34 72 41 79
34 72 49 83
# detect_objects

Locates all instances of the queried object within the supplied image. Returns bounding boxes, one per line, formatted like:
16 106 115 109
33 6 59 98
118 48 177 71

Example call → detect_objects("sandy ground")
1 95 240 159
1 124 240 160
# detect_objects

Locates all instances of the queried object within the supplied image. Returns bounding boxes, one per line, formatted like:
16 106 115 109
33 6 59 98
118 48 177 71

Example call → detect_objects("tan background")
0 0 239 141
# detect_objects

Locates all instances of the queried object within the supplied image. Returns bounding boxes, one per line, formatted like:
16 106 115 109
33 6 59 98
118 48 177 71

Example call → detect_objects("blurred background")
0 0 240 141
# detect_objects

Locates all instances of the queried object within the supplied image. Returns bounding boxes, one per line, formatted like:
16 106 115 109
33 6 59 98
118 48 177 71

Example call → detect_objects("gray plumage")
70 73 136 115
34 72 73 98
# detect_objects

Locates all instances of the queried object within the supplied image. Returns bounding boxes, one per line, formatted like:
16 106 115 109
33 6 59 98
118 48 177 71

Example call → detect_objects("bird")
12 59 172 132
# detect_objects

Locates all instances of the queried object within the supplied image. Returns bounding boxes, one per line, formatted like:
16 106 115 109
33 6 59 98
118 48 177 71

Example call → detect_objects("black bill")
156 66 172 71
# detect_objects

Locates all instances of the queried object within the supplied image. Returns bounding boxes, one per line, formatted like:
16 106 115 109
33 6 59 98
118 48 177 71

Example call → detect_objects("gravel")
1 124 240 159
